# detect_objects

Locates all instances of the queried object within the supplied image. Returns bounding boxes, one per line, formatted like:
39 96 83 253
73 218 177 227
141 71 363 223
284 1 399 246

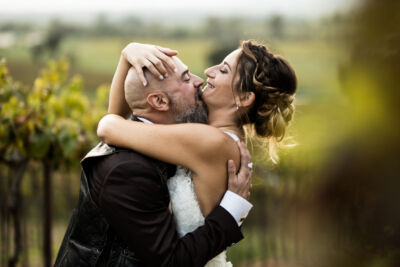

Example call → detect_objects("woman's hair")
235 40 297 162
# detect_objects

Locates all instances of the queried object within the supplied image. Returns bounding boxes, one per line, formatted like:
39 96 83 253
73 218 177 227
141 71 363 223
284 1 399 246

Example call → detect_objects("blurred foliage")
269 15 285 40
0 58 107 166
308 0 400 266
0 58 108 266
207 42 238 66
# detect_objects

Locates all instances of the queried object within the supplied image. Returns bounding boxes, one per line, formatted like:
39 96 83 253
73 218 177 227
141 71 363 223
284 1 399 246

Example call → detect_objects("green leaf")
28 130 52 159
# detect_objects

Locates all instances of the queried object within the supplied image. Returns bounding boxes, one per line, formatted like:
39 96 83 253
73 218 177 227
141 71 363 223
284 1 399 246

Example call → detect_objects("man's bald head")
124 67 159 111
124 56 207 124
124 57 182 111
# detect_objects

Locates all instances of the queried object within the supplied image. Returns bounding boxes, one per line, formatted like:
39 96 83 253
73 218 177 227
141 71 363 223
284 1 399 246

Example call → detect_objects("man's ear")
146 92 170 111
237 91 255 108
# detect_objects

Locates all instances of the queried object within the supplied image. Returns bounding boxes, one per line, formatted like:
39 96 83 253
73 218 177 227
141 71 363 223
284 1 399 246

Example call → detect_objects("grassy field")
0 36 345 102
61 37 214 75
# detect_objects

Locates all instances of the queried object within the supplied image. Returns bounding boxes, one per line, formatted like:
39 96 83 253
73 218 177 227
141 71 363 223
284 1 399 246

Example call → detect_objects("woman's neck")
208 108 245 141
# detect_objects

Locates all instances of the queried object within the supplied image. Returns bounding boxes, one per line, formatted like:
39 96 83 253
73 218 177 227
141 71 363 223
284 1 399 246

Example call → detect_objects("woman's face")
202 49 241 110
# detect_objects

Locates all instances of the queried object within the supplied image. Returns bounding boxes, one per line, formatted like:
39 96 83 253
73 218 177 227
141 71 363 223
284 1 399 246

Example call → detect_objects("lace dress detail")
167 166 233 267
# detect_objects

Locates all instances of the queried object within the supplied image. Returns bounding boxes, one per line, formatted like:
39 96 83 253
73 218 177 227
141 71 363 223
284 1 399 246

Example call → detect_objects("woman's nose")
204 66 215 78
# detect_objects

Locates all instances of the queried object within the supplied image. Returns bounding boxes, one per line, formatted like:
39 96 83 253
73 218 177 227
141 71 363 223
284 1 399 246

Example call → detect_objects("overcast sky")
0 0 359 18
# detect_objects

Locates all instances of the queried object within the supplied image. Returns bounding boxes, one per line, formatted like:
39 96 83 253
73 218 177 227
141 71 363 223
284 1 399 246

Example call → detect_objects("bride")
97 41 297 266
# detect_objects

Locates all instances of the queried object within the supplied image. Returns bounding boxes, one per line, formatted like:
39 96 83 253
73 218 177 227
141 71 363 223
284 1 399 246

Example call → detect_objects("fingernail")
164 73 168 78
174 68 178 73
143 81 147 86
159 75 164 80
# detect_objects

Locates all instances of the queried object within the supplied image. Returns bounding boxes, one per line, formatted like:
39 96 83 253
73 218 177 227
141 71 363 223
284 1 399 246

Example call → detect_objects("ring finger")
142 59 164 80
148 54 168 79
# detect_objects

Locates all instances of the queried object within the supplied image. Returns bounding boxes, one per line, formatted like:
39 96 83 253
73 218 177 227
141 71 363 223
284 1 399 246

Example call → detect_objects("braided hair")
235 40 297 161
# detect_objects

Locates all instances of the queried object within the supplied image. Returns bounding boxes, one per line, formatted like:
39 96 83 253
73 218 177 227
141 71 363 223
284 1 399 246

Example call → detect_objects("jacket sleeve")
98 158 243 267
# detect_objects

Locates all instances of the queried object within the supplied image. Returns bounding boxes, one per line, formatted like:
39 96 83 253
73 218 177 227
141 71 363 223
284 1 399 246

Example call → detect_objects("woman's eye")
220 68 228 74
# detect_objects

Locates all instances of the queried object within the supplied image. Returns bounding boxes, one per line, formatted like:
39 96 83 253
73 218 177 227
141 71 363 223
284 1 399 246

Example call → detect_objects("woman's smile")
202 80 215 92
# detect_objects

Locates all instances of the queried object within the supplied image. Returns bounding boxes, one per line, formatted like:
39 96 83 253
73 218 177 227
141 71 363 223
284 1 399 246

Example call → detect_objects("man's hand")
122 42 178 86
227 142 253 200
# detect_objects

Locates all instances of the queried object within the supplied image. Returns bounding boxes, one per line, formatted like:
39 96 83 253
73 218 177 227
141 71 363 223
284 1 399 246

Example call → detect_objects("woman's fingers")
155 50 178 73
122 42 178 85
156 45 178 56
148 54 168 79
132 62 147 86
142 58 164 81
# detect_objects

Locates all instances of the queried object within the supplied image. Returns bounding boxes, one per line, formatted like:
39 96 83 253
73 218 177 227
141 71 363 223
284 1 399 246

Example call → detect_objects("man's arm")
96 154 243 267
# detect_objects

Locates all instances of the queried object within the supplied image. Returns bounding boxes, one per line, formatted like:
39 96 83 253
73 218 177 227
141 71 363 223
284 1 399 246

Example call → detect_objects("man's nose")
194 76 204 88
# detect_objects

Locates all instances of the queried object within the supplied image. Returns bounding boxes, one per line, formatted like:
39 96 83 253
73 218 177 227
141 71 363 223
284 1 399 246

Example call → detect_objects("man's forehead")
172 56 188 73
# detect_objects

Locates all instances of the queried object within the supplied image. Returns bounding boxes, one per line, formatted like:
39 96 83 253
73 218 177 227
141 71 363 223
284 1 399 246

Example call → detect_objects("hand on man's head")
122 42 178 86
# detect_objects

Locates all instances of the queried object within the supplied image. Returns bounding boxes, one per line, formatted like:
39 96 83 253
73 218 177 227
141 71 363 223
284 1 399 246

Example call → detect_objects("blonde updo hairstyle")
235 40 297 162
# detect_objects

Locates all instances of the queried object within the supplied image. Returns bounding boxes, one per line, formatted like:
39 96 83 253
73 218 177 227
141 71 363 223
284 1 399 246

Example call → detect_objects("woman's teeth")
201 82 215 92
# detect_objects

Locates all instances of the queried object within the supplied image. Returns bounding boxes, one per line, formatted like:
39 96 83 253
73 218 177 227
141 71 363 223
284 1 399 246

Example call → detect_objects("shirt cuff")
219 190 253 226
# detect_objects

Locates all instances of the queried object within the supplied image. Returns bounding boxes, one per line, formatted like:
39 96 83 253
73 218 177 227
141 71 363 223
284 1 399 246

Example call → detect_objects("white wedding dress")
167 131 239 267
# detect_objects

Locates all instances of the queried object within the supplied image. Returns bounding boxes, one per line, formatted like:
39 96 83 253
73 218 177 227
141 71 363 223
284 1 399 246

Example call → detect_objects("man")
55 43 253 267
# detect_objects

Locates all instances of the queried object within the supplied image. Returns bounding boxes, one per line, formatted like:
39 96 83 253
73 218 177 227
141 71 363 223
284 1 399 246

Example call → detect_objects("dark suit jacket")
86 147 243 266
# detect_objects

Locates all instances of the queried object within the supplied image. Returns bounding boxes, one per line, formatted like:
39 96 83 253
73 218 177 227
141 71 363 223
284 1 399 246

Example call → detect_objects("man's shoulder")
83 142 176 183
83 142 143 160
83 143 156 174
107 149 155 170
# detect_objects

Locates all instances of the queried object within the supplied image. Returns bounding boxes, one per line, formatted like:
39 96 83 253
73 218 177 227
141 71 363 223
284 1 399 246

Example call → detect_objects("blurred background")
1 0 399 266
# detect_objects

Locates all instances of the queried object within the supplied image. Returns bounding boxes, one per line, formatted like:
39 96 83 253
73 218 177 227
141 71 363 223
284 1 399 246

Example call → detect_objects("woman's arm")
108 55 131 117
97 114 237 173
108 43 178 118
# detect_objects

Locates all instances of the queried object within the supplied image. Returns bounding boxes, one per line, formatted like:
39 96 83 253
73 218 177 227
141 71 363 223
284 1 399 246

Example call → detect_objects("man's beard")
169 90 209 124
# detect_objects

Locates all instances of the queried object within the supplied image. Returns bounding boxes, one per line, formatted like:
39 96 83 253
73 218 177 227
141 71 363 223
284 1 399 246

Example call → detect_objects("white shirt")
137 116 253 226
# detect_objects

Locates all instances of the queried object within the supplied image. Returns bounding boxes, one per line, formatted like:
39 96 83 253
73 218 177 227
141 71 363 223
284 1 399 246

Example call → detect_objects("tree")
207 42 238 66
269 14 285 40
30 20 75 61
0 58 107 266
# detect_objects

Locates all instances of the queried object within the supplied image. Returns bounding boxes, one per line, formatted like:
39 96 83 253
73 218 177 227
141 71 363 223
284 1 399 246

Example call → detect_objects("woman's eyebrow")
223 61 232 71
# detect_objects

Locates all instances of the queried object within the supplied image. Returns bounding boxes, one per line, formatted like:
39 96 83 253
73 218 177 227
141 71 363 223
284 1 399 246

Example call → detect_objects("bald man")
123 57 208 125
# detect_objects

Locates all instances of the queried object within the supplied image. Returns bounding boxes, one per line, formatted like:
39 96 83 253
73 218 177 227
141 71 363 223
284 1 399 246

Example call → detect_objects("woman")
98 40 297 266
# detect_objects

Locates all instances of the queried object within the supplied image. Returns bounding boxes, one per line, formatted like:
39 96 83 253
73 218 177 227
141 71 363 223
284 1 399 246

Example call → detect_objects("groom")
55 48 253 267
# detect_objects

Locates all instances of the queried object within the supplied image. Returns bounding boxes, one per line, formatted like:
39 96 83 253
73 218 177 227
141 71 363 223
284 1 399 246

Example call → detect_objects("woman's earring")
236 103 239 110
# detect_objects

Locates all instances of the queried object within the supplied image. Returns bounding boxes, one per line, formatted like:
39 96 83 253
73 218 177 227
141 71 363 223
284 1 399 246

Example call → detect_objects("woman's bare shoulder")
166 123 227 148
174 123 240 166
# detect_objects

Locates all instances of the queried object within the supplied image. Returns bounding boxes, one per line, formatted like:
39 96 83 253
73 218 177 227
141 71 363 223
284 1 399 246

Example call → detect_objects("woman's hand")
227 142 253 200
122 43 178 86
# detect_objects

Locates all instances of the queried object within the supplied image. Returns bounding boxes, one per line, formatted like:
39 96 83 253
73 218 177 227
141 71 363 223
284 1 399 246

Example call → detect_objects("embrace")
55 40 297 266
